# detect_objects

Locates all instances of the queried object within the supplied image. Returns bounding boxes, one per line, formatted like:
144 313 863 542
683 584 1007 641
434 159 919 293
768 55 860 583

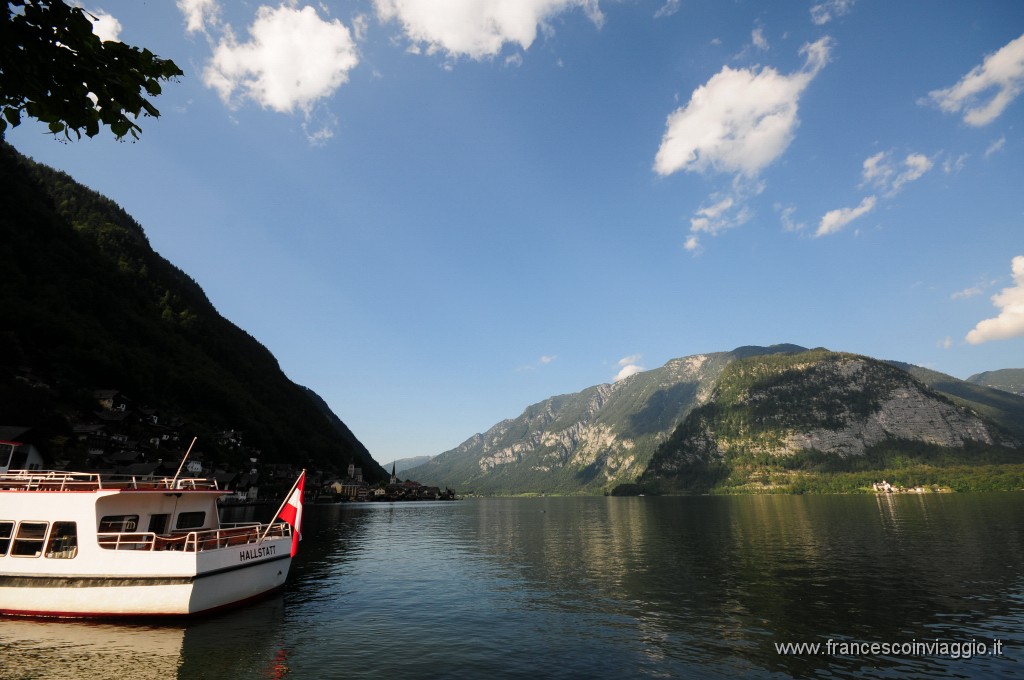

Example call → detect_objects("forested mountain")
409 344 799 494
0 142 383 479
409 346 1023 495
639 350 1022 494
966 369 1024 397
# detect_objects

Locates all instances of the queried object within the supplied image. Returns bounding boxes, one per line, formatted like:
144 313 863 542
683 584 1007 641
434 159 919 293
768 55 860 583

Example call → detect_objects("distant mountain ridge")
384 455 433 476
409 345 1023 495
966 369 1024 397
0 142 383 479
410 344 799 494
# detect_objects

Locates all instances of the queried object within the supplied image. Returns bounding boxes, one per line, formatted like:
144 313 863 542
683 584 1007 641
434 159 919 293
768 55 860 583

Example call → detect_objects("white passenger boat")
0 467 305 618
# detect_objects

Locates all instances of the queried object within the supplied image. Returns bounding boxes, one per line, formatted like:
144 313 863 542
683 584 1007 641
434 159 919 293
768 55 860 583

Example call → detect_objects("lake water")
1 493 1021 678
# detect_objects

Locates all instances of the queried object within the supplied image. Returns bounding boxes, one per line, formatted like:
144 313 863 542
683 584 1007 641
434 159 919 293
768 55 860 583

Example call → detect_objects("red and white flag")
277 470 305 557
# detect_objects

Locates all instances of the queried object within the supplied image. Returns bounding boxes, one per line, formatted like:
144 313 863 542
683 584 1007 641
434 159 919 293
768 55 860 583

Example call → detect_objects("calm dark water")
1 494 1021 678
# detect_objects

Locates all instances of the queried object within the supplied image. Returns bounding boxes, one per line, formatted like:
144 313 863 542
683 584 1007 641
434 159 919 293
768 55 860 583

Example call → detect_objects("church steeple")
390 462 398 485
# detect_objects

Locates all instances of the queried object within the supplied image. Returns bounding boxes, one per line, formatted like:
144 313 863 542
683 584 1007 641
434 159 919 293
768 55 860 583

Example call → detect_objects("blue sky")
8 1 1024 465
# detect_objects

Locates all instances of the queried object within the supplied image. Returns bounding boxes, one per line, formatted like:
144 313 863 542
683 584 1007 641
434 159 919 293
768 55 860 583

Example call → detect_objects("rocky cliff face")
413 349 752 493
410 346 1022 495
642 351 1019 491
784 383 996 456
413 345 804 494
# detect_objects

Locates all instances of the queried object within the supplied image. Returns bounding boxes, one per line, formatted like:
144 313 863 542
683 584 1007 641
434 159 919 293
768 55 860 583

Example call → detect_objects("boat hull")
0 540 292 618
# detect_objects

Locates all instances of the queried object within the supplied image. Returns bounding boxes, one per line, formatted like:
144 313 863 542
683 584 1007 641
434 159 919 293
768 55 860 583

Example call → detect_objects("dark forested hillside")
0 142 383 479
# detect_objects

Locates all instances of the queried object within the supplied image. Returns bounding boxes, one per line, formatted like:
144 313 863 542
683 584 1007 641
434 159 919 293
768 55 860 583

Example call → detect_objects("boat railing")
0 469 220 491
1 470 103 491
97 522 290 553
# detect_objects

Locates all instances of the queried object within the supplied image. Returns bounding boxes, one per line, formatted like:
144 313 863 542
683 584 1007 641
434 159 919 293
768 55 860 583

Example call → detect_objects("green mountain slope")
0 143 383 479
966 369 1024 398
408 344 807 494
638 350 1023 494
411 346 1023 495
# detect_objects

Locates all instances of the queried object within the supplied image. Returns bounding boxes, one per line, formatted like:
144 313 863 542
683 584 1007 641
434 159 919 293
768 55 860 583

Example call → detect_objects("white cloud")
952 285 984 300
654 39 831 252
203 5 359 119
654 37 832 178
87 10 122 42
862 151 893 187
654 0 680 19
373 0 603 60
614 365 644 381
928 32 1024 126
966 255 1024 344
815 195 876 237
177 0 219 34
810 0 855 26
939 337 953 350
943 153 969 174
985 136 1006 157
860 150 933 196
614 355 644 382
683 178 762 253
777 204 804 232
689 196 732 233
752 27 769 51
518 355 558 372
689 193 754 237
892 153 932 193
351 13 370 42
302 106 339 146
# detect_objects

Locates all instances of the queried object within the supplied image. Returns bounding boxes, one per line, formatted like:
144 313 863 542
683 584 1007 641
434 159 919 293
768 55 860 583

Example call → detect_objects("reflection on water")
2 494 1021 678
449 495 1024 678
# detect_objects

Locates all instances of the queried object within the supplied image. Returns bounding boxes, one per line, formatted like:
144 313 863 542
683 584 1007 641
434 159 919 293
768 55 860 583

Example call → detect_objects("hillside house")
94 389 130 412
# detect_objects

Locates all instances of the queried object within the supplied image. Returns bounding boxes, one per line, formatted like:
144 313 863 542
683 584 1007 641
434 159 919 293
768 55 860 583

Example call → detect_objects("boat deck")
0 470 220 492
97 523 290 553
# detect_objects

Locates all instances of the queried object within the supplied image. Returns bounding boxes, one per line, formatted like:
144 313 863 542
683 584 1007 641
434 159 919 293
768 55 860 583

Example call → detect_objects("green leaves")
0 0 183 140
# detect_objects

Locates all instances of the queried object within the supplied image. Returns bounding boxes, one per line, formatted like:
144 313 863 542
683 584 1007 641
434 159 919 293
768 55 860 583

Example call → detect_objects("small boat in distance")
0 462 306 619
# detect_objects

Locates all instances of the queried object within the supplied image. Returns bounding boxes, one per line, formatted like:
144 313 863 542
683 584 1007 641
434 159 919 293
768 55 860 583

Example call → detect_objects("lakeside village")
0 389 456 505
871 480 950 494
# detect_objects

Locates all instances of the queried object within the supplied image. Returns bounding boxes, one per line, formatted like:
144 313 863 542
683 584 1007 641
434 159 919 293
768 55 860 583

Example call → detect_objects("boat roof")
0 469 225 493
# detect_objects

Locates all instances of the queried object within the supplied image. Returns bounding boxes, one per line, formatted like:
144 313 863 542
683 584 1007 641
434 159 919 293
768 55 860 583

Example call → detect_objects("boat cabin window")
0 521 12 556
45 522 78 559
175 511 206 530
148 514 170 535
11 521 47 557
99 515 139 532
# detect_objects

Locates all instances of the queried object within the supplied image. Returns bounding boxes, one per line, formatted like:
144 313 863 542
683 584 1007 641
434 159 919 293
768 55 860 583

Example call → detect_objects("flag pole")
258 469 305 544
171 437 198 488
